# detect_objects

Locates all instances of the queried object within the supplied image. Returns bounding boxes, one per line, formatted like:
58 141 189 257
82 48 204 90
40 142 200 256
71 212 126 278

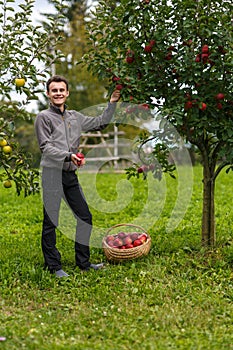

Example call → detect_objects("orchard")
0 0 66 196
83 0 233 246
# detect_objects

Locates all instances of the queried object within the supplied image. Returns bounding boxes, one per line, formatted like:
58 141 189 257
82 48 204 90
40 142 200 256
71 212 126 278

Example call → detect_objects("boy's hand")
71 153 86 167
110 89 121 103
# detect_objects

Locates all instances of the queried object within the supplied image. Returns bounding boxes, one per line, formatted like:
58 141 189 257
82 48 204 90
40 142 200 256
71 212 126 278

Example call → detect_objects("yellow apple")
3 180 12 188
2 145 12 154
15 78 26 87
0 139 8 147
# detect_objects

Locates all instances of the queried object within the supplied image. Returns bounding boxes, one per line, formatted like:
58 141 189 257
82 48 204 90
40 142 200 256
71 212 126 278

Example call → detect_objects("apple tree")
82 0 233 246
0 0 67 196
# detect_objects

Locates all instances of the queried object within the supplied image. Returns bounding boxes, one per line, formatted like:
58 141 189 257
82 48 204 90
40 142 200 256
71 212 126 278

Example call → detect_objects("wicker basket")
102 223 151 262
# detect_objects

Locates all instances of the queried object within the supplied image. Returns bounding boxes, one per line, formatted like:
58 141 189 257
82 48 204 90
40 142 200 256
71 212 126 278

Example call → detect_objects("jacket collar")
49 103 68 115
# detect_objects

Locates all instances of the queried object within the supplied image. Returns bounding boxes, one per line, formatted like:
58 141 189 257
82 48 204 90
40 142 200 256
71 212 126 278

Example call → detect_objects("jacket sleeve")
34 113 72 166
80 102 117 132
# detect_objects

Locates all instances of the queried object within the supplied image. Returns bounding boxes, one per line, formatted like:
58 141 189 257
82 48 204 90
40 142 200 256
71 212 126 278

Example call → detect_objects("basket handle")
106 223 148 235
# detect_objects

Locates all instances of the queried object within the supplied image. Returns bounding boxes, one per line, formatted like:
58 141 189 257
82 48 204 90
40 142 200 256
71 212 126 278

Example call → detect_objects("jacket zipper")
62 115 72 170
62 115 70 149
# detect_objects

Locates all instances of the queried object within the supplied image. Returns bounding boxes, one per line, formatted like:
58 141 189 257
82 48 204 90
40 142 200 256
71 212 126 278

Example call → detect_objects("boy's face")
47 81 69 108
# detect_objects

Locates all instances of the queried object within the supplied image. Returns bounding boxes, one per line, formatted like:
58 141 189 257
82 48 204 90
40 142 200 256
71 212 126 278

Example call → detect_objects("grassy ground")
0 165 233 350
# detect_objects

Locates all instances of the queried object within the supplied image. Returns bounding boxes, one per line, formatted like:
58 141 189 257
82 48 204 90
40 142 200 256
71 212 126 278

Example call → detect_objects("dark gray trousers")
41 167 92 271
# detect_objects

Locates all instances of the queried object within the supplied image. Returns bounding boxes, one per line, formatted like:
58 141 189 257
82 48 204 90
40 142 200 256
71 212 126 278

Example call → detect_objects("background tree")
36 0 108 111
82 0 233 246
0 0 67 195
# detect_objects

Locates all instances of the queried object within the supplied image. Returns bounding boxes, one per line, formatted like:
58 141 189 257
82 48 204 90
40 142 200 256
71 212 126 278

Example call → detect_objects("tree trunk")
201 163 216 246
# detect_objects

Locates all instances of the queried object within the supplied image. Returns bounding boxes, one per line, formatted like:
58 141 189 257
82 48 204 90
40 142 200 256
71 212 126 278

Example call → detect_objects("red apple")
165 52 172 60
138 165 149 173
119 245 126 249
216 103 223 110
167 45 175 51
137 167 144 173
76 152 84 159
202 45 209 53
184 101 193 110
107 241 115 247
144 45 153 53
199 102 207 111
118 231 126 239
112 76 120 82
113 238 123 247
76 152 85 166
215 93 225 100
141 103 150 110
126 56 134 63
126 49 134 63
125 243 134 249
195 54 201 62
116 84 123 90
106 235 114 243
201 53 209 63
138 234 147 243
149 40 156 46
133 239 142 247
131 233 139 241
123 236 133 245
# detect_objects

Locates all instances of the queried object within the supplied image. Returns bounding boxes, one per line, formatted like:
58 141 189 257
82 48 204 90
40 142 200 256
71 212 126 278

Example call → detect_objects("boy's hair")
46 75 69 92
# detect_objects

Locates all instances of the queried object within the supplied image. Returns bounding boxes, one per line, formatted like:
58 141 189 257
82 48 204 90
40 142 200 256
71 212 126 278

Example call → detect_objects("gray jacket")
34 102 117 171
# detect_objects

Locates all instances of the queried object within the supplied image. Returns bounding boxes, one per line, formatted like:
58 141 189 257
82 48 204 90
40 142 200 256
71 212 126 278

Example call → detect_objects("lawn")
0 165 233 350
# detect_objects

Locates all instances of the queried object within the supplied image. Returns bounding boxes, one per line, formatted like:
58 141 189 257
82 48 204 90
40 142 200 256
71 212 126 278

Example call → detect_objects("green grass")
0 165 233 350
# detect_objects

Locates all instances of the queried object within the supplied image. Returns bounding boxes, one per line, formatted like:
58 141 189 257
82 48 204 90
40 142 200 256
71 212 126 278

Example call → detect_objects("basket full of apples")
102 223 151 262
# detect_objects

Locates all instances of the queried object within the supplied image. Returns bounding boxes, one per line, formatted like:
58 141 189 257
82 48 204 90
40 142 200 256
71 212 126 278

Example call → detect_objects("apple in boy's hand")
76 152 85 166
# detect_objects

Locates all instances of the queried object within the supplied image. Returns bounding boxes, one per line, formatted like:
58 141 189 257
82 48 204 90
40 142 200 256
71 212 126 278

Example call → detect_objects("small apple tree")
0 0 66 196
83 0 233 246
